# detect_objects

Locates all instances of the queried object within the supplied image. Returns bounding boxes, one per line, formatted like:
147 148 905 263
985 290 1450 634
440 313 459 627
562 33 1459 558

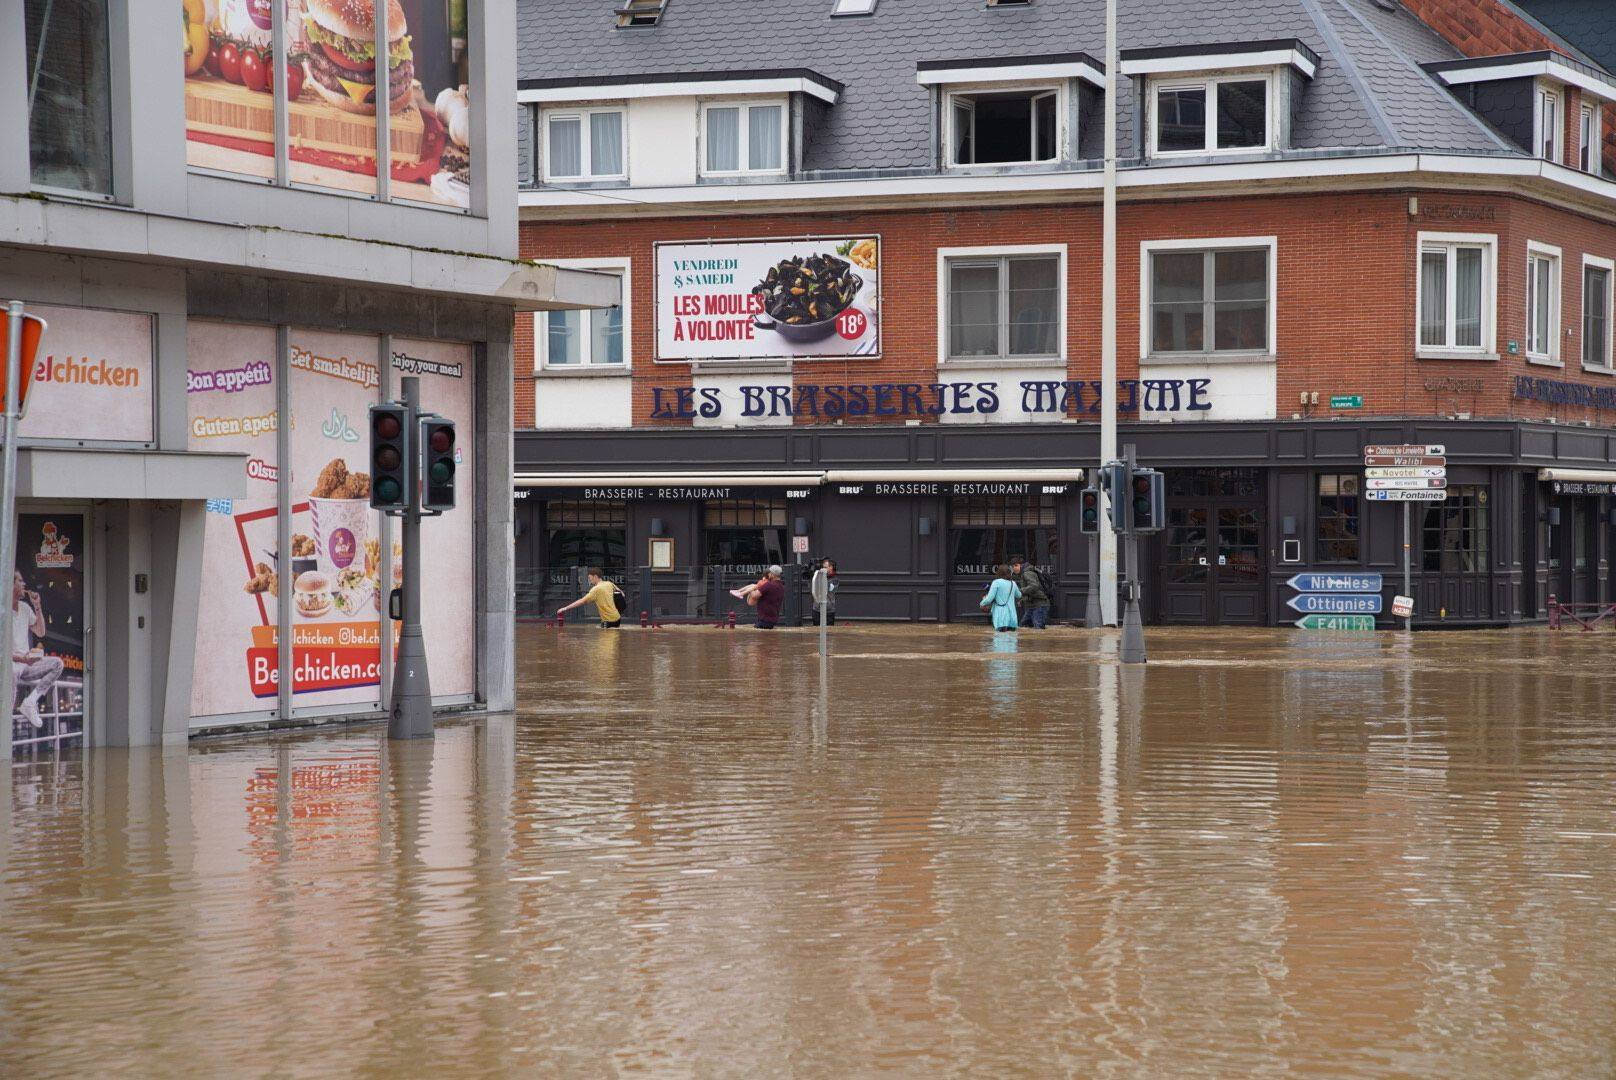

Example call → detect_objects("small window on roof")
832 0 876 13
615 0 666 27
987 0 1033 6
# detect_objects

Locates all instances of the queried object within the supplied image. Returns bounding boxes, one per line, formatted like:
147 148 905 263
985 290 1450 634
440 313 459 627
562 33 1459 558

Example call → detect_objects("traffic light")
419 417 456 512
1130 468 1165 533
1097 460 1130 533
1079 487 1101 535
369 403 410 513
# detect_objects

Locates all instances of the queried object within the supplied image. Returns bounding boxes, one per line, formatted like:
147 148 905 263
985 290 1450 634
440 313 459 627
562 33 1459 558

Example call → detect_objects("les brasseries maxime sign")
649 377 1215 420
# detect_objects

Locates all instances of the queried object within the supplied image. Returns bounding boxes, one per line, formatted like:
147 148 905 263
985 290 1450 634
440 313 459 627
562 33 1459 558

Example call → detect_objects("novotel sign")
649 378 1216 420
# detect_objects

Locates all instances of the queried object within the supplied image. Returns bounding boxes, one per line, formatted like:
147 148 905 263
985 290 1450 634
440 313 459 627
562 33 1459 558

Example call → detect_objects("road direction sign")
1294 614 1377 631
1367 477 1447 490
1364 444 1444 457
1366 489 1448 501
1287 593 1383 614
1365 466 1447 479
1287 572 1383 593
1391 595 1414 618
1363 455 1446 467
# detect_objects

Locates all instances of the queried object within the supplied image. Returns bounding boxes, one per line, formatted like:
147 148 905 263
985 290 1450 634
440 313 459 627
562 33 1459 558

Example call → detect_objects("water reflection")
2 625 1616 1076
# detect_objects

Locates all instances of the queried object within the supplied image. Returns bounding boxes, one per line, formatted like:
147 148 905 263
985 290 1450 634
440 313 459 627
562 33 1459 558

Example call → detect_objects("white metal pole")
0 301 26 759
1098 0 1120 626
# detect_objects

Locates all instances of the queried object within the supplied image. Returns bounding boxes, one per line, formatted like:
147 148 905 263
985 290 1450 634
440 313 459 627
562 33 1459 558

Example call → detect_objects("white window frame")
534 259 632 373
942 81 1067 168
1415 232 1498 360
1147 72 1276 158
1582 254 1614 373
1535 84 1563 164
935 243 1067 366
699 99 789 178
1580 104 1600 173
1526 240 1563 365
1138 236 1278 361
541 106 628 182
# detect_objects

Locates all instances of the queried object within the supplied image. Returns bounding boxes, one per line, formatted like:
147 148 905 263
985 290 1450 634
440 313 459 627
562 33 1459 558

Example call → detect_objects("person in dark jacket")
1010 555 1050 629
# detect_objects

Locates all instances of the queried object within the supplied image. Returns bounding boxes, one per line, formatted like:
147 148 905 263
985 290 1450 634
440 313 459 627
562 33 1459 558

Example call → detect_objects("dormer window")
701 101 786 176
1151 76 1271 155
1580 105 1598 172
1425 53 1616 167
615 0 666 28
948 87 1059 166
1537 86 1562 163
543 107 626 181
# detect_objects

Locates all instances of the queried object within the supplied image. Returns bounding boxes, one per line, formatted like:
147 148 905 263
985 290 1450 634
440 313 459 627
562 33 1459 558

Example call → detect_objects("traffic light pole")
1118 443 1147 664
389 376 433 739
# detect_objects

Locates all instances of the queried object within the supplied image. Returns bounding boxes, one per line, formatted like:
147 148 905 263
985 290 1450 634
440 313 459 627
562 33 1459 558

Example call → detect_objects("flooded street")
5 623 1616 1077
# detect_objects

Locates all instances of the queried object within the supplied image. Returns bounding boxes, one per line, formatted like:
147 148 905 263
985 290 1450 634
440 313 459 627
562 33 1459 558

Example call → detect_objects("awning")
515 472 822 488
17 448 248 500
1537 468 1616 483
824 468 1084 483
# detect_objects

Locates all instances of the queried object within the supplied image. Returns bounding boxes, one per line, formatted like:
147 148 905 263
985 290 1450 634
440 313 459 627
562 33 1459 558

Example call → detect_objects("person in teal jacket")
980 565 1023 632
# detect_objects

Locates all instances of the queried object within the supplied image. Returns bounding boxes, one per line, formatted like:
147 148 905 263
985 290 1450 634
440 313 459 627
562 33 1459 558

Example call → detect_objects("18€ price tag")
835 308 867 340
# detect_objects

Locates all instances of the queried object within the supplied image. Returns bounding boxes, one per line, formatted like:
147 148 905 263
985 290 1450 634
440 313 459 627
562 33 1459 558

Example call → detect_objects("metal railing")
1545 595 1616 630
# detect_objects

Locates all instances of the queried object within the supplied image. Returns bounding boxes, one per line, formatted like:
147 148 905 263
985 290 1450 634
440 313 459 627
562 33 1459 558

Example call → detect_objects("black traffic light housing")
1097 460 1130 534
1079 487 1102 535
369 403 410 514
419 416 457 513
1130 468 1166 534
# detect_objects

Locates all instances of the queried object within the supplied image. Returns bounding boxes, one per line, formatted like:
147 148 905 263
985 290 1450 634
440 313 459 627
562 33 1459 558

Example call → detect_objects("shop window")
1150 76 1271 156
1316 474 1360 563
1536 86 1562 163
1546 507 1561 570
545 501 628 571
1422 485 1489 573
950 495 1057 575
544 107 626 181
1575 500 1590 570
1584 258 1613 370
1144 241 1272 356
702 101 785 175
24 0 113 196
704 499 787 576
1417 234 1496 356
946 87 1060 166
943 249 1063 360
537 265 628 368
1527 243 1562 363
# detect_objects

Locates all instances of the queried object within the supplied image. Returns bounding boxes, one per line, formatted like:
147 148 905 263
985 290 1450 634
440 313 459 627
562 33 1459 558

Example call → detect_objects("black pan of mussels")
750 253 863 343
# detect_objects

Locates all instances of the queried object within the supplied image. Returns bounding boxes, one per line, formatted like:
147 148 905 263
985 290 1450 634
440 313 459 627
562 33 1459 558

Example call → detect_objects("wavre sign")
18 303 154 444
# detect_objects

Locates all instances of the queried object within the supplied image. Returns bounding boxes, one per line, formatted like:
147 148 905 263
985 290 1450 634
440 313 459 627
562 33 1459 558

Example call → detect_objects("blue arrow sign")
1286 572 1383 593
1287 593 1383 614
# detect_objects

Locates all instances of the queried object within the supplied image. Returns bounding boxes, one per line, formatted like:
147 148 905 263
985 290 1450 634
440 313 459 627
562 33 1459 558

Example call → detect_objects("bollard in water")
1547 595 1559 630
727 611 737 630
554 611 565 629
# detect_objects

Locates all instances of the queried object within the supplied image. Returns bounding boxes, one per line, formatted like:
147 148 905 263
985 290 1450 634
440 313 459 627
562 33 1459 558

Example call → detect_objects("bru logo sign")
328 528 356 569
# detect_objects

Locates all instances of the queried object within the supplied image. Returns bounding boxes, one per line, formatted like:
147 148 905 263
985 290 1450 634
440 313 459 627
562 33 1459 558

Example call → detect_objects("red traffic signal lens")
374 413 402 439
1133 477 1149 493
375 446 401 471
429 428 454 454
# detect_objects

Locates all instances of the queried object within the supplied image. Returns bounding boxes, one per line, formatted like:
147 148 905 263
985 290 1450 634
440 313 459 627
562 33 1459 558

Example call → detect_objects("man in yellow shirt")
557 567 623 628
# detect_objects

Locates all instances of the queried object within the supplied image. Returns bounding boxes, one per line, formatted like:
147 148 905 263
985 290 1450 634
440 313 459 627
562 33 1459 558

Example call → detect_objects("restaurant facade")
513 0 1616 628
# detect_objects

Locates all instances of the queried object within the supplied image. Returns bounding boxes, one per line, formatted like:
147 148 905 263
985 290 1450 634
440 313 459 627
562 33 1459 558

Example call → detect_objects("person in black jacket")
1010 555 1050 629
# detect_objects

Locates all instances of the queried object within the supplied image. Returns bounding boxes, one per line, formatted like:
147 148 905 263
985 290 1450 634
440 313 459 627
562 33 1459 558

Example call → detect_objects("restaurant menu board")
187 321 280 719
288 330 384 710
656 237 880 361
11 514 87 756
395 338 475 697
18 304 154 444
183 0 471 208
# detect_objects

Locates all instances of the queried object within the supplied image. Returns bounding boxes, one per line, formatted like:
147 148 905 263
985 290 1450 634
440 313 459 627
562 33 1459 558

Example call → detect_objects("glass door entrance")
1155 470 1266 625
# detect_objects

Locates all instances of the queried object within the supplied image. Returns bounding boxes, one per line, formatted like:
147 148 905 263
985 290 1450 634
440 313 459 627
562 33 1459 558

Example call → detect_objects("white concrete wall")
535 377 635 429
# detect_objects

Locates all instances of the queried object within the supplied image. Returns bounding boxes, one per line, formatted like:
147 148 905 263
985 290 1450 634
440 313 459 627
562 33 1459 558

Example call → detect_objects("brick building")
513 0 1616 628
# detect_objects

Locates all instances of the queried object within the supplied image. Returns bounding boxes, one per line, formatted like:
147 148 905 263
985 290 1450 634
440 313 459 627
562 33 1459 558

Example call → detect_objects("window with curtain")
538 269 626 368
1418 239 1491 352
1147 245 1270 355
1316 474 1360 563
1584 263 1611 368
702 102 786 175
1537 88 1561 162
944 253 1061 360
1151 76 1270 156
1581 106 1598 173
543 108 626 180
1421 485 1490 573
1527 247 1560 360
24 0 113 195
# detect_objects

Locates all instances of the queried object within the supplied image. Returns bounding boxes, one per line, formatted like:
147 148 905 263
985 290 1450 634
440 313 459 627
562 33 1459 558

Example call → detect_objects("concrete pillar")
478 318 516 713
101 500 156 746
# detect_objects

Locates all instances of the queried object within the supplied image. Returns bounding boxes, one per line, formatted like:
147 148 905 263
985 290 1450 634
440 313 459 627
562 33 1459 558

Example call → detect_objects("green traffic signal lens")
375 477 402 503
430 461 454 485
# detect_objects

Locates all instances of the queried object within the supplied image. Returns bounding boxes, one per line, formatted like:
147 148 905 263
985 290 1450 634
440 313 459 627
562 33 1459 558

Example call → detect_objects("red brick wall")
519 188 1616 429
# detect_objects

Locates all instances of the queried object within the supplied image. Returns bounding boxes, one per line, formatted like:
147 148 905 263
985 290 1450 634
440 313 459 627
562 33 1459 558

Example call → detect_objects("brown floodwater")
4 623 1616 1077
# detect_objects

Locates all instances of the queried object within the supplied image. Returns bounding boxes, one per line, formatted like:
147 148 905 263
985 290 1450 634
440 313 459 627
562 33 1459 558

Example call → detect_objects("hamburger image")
302 0 414 116
294 571 334 619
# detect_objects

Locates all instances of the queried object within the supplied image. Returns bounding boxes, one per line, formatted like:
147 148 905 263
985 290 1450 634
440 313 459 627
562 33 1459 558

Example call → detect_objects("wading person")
557 567 624 628
11 571 62 728
980 564 1022 633
1011 554 1051 629
750 565 786 629
809 557 837 626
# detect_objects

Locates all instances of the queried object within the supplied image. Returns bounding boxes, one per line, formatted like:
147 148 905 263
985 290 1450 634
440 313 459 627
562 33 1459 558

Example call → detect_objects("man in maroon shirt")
750 565 786 629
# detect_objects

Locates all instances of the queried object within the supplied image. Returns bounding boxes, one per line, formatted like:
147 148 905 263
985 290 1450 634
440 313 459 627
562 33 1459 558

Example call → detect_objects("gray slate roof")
515 0 1532 180
1513 0 1616 74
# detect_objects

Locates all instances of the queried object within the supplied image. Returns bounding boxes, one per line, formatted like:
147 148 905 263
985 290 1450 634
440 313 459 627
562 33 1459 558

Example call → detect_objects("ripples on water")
3 625 1615 1077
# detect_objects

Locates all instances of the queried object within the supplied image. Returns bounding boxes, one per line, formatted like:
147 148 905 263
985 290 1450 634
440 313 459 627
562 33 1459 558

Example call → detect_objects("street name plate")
1363 455 1446 467
1367 477 1448 490
1364 444 1444 456
1287 572 1384 593
1295 614 1377 631
1365 466 1447 479
1287 593 1384 614
1331 395 1363 409
1366 489 1448 501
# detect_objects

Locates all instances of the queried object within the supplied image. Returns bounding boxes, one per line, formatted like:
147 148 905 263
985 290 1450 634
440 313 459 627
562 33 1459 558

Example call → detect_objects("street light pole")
1098 0 1120 626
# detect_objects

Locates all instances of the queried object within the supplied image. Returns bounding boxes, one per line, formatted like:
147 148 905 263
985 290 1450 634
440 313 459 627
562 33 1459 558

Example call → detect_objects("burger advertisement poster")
187 324 476 722
184 0 472 209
